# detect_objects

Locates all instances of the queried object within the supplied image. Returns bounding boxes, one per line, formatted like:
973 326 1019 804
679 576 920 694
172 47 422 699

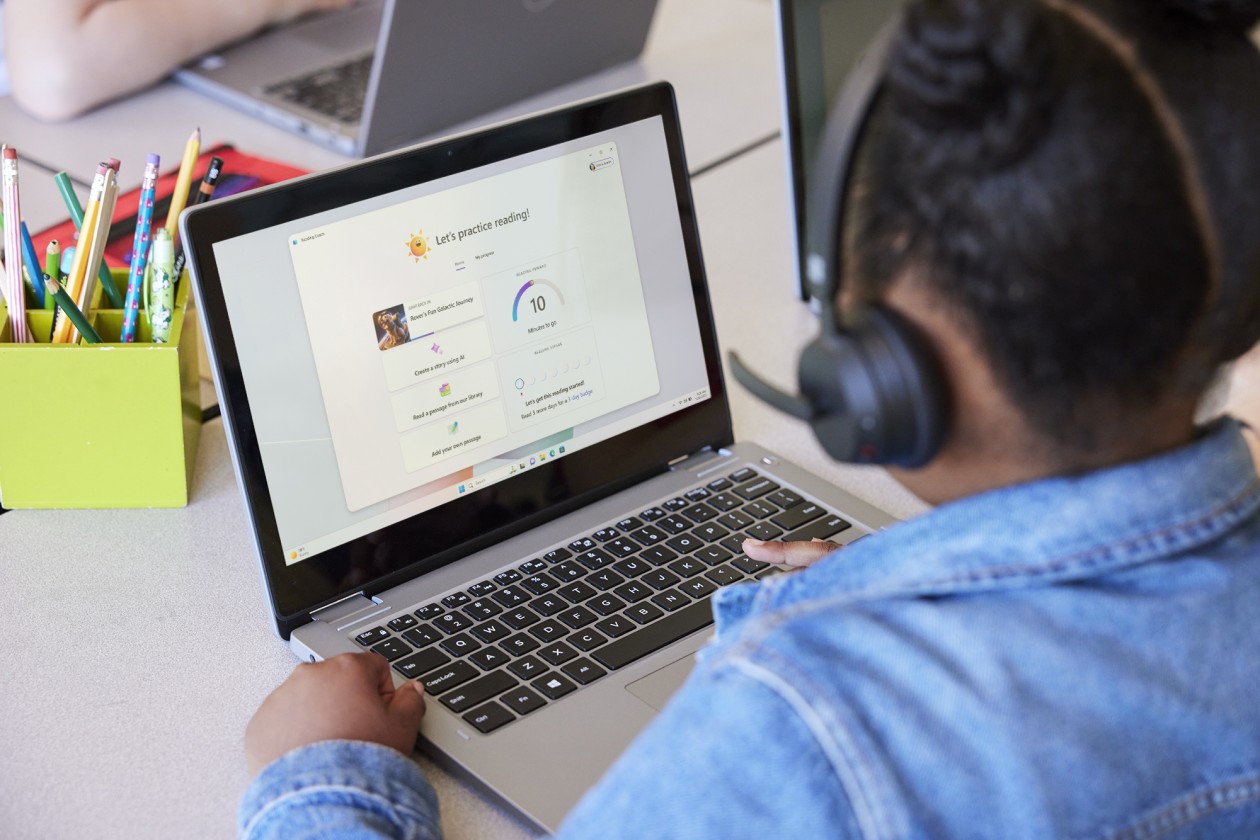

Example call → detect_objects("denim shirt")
240 419 1260 840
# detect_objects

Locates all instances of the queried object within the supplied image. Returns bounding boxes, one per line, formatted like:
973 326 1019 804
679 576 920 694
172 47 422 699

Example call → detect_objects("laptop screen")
185 86 731 628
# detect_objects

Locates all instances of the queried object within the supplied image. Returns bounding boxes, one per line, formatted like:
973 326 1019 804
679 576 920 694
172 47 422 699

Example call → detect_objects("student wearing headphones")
238 0 1260 836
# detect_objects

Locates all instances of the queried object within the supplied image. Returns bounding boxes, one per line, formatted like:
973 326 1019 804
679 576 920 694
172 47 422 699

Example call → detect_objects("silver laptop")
181 83 894 832
174 0 660 157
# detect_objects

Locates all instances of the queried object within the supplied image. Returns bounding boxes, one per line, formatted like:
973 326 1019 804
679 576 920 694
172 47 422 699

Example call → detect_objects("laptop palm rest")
625 652 698 712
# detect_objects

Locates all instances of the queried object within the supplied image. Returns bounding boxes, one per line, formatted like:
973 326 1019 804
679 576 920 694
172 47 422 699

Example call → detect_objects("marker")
121 154 160 343
2 145 29 342
44 275 102 344
145 228 176 343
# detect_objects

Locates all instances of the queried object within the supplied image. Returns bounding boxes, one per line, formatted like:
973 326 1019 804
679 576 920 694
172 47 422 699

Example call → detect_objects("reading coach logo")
405 229 430 263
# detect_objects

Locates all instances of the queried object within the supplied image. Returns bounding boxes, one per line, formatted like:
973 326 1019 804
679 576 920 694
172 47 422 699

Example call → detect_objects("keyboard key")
520 573 558 595
562 658 607 685
471 620 512 644
543 547 573 564
557 606 598 629
616 516 644 531
662 497 689 512
463 599 503 621
680 577 718 599
442 592 472 609
771 502 827 531
642 569 682 591
440 633 482 656
529 595 567 617
658 515 692 534
605 537 640 558
414 604 444 621
708 492 743 512
463 701 514 733
595 615 635 638
767 489 805 510
530 620 567 643
613 557 651 577
667 556 706 578
614 581 652 602
468 580 497 598
387 614 418 632
747 522 785 542
639 546 679 566
434 612 473 634
705 565 744 586
639 506 667 521
500 607 540 630
666 533 704 554
491 586 529 607
469 648 512 671
500 633 541 657
626 603 665 624
532 673 577 700
394 647 451 680
593 527 620 542
420 661 479 695
718 510 754 530
558 581 597 603
354 627 390 646
575 549 613 570
569 537 597 553
441 670 518 713
520 559 547 575
629 525 667 546
550 561 587 583
508 654 546 679
494 569 523 586
370 638 413 661
684 487 711 502
719 534 752 556
586 569 626 591
402 625 441 648
651 589 691 612
695 545 733 566
731 555 771 575
784 515 853 542
593 599 714 670
729 467 758 483
707 478 732 492
567 628 608 651
500 686 547 716
682 503 718 523
743 500 778 520
692 522 730 542
538 641 579 666
587 594 627 616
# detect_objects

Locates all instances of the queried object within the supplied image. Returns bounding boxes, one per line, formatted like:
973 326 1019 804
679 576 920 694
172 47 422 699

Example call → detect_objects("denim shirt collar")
717 418 1260 630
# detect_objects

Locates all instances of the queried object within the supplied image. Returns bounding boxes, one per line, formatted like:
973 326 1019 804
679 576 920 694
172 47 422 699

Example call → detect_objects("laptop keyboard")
264 53 373 124
352 467 853 735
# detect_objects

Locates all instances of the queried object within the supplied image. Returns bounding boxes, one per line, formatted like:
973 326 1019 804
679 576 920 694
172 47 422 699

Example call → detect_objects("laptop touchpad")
625 653 697 711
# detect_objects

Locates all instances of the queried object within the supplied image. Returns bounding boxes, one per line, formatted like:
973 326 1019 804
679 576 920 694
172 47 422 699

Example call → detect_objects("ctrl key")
463 701 515 734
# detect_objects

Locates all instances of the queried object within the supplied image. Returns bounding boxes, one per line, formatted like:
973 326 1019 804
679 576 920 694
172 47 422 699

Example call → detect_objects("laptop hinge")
309 592 390 632
667 445 717 471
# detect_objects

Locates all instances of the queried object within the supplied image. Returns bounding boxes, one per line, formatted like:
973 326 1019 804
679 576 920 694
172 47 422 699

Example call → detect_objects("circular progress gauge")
511 278 566 322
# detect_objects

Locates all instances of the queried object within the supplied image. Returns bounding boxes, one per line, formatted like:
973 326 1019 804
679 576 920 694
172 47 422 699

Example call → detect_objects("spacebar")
592 600 714 670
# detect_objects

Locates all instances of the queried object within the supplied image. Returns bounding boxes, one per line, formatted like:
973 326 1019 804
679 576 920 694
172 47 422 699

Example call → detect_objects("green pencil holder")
0 268 201 508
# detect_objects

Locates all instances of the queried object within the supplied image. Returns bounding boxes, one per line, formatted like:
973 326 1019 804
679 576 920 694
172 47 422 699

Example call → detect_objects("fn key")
462 701 514 733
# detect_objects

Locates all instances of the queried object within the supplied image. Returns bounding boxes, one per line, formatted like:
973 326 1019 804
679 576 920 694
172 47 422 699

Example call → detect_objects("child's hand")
742 537 843 570
245 652 426 776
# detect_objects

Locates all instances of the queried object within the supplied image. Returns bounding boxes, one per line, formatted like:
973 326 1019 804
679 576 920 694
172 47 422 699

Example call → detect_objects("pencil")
53 169 123 308
44 240 60 310
2 145 30 343
121 154 160 343
44 275 102 344
52 163 109 343
19 221 46 308
69 168 119 343
164 127 201 249
172 156 223 281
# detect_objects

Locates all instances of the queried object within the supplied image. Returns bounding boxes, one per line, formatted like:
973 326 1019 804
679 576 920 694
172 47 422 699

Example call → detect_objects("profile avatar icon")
405 230 430 262
373 305 411 351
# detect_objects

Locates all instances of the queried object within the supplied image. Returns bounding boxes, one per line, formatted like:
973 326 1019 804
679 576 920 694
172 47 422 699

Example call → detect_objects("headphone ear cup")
798 305 948 466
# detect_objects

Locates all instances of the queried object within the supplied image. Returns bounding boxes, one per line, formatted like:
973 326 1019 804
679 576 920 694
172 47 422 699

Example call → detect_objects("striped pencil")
2 145 30 342
121 154 160 343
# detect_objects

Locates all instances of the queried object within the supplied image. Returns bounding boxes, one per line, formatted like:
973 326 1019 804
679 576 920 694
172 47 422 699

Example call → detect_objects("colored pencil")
19 221 46 308
53 169 122 308
44 275 102 344
44 240 60 310
52 163 109 344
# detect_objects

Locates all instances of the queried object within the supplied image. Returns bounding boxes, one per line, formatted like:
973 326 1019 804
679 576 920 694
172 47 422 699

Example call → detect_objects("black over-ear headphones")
729 13 949 467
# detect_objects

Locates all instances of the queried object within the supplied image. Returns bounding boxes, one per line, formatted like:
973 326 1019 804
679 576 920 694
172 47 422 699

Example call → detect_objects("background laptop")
174 0 660 157
181 83 895 831
774 0 904 302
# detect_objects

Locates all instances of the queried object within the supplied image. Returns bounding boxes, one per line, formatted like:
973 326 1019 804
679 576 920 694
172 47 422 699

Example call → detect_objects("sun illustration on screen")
405 231 429 261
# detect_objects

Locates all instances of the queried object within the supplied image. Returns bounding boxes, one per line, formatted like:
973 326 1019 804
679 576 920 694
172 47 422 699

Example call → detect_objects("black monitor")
775 0 905 303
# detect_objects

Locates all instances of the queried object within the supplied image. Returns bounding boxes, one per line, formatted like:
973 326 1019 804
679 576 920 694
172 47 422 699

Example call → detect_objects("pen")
121 154 160 343
164 127 201 249
44 240 61 310
52 170 123 308
20 221 47 309
145 228 176 343
44 275 102 344
2 145 30 343
171 156 223 282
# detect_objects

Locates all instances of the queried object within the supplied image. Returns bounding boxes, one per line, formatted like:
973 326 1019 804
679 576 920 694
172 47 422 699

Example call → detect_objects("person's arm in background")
5 0 355 120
